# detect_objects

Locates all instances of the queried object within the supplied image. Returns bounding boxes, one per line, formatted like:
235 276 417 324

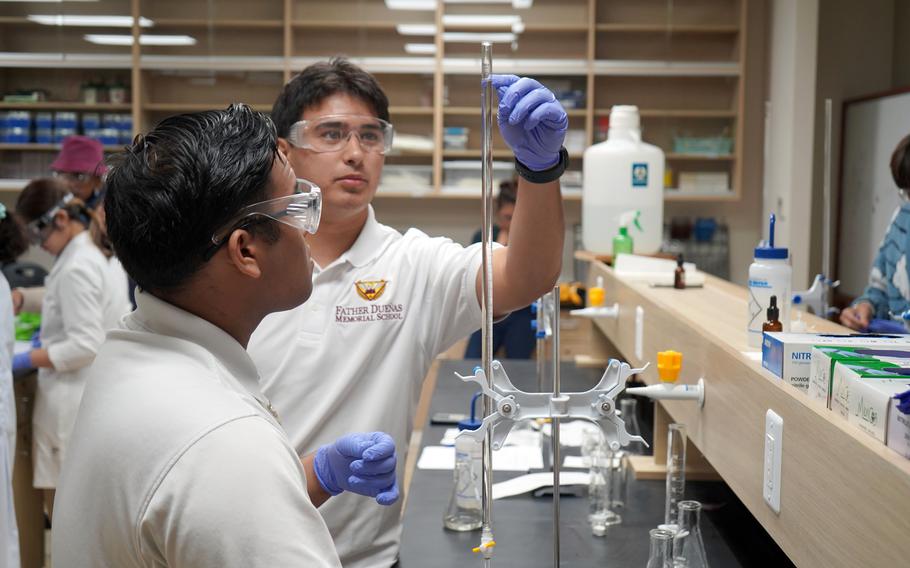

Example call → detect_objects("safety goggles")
204 178 321 259
25 193 74 245
286 114 395 155
52 170 90 183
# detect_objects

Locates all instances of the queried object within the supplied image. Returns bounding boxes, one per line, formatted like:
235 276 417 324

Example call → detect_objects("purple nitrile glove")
314 432 399 506
30 329 41 349
490 74 568 172
12 351 32 372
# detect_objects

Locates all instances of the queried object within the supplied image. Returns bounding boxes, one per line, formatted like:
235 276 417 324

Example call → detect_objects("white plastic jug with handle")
583 105 665 254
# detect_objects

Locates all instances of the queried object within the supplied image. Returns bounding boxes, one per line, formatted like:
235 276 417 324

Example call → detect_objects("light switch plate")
635 305 644 361
763 409 783 514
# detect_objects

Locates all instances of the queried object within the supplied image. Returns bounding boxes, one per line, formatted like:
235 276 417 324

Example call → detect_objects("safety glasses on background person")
204 179 322 260
52 171 91 183
286 114 395 155
25 193 74 245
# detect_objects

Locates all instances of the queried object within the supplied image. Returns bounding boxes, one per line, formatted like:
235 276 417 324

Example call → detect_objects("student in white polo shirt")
52 104 400 567
248 58 568 567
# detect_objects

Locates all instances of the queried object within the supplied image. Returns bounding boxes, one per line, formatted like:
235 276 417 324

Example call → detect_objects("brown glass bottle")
763 295 784 333
674 254 686 289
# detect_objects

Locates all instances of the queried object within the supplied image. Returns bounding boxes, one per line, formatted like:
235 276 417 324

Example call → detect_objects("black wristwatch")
514 146 569 184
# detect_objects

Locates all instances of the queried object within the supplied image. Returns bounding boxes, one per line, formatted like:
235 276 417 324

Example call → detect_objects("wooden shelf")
664 190 738 202
390 106 434 116
444 106 587 117
594 108 736 118
143 102 272 112
140 55 285 71
0 178 28 191
0 0 752 203
153 18 283 29
0 143 120 152
0 101 131 111
0 52 132 69
442 149 584 160
666 152 735 160
292 20 400 30
595 23 740 34
375 190 583 201
593 60 740 76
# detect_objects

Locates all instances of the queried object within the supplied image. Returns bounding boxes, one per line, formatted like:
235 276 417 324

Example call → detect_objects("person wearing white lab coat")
11 178 130 518
0 203 26 568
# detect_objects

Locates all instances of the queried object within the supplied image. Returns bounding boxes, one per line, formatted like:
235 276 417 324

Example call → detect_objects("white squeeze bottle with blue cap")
747 213 791 348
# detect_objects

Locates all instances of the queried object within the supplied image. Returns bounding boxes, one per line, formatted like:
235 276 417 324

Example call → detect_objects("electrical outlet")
635 305 644 361
763 409 783 514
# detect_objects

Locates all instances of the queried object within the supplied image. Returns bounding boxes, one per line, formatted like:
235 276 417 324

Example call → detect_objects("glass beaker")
620 398 648 455
673 500 709 568
443 430 483 531
664 423 687 525
646 528 675 568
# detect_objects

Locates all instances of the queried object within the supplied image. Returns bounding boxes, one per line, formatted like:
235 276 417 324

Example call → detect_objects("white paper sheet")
491 471 589 499
417 445 543 472
440 427 542 448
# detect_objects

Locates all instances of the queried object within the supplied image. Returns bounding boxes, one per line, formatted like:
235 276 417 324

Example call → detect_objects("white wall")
764 0 819 291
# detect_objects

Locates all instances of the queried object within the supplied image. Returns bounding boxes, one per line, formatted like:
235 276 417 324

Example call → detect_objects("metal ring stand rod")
551 288 561 567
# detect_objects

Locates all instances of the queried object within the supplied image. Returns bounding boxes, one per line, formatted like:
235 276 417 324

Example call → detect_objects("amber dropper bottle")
674 254 686 289
763 295 784 333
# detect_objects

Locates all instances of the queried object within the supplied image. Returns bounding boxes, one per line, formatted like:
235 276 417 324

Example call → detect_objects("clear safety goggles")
286 114 395 155
52 170 90 183
205 178 321 258
25 193 74 245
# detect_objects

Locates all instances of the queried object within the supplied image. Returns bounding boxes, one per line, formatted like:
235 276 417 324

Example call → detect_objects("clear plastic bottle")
673 500 709 568
646 528 675 568
664 423 687 525
443 425 483 531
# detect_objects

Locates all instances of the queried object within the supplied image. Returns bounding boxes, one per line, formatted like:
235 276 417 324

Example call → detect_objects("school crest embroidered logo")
355 279 388 302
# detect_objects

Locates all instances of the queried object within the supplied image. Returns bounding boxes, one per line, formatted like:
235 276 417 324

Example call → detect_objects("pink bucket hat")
50 135 108 176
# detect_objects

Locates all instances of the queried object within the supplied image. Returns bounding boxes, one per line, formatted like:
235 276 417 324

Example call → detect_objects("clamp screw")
501 403 512 414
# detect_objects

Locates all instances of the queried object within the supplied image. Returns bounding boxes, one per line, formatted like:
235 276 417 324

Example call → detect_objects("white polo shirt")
53 291 341 568
249 206 488 567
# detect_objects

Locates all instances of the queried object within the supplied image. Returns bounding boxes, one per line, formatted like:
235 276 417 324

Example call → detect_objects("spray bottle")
613 210 642 258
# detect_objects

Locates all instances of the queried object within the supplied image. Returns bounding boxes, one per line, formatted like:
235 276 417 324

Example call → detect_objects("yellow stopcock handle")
472 540 496 554
588 276 605 307
657 350 682 383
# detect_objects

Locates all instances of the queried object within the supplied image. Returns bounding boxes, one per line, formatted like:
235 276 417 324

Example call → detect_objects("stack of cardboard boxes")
762 333 910 459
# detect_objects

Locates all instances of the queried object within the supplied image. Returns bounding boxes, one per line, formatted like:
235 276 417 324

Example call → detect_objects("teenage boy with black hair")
249 58 569 566
53 104 399 567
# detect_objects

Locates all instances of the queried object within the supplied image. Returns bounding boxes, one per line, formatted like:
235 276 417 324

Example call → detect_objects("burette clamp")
454 359 649 453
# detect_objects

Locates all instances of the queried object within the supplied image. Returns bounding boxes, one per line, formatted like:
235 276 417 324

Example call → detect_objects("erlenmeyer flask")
673 500 709 568
646 528 674 568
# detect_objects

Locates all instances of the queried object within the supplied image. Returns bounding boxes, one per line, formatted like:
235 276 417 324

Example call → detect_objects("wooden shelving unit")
0 0 750 203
